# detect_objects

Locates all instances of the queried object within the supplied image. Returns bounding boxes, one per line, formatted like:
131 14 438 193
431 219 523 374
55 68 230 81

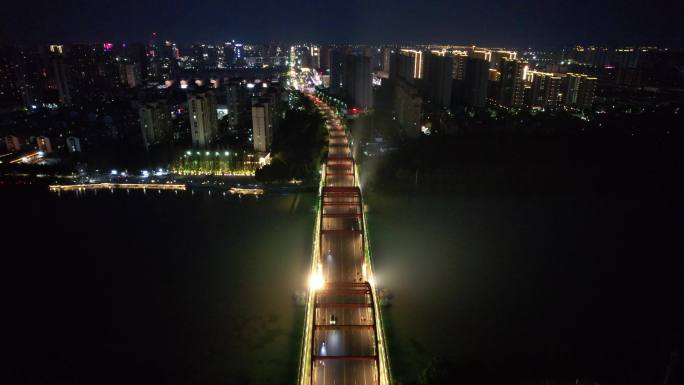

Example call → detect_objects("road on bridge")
299 93 390 385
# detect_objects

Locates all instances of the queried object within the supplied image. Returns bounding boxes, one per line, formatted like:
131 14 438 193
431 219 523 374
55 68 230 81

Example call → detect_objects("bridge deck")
301 94 388 385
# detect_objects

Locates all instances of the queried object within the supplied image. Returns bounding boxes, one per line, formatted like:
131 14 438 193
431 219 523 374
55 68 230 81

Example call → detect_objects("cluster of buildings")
296 45 374 111
386 46 600 136
2 133 81 160
0 39 290 160
298 43 681 139
137 77 283 152
0 39 679 160
0 38 291 111
292 44 606 138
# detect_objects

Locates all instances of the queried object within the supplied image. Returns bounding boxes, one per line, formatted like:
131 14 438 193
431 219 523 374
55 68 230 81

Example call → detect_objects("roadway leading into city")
299 92 391 385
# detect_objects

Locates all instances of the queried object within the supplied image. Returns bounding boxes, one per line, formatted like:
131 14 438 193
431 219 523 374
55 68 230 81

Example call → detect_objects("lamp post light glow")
308 271 324 291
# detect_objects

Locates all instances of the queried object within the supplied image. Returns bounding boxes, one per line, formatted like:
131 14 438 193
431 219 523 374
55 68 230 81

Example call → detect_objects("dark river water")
5 186 316 385
366 191 683 385
4 186 683 385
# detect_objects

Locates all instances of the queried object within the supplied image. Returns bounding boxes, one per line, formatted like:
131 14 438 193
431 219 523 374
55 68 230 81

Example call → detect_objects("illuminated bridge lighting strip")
49 183 186 191
297 166 325 385
358 162 393 385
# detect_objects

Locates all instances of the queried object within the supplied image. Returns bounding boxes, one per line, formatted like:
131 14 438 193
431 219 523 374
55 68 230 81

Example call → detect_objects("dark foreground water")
5 187 316 385
4 184 683 385
366 191 683 385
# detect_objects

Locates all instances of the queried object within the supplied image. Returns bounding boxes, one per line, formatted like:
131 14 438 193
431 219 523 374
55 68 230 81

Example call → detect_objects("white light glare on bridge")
309 271 324 291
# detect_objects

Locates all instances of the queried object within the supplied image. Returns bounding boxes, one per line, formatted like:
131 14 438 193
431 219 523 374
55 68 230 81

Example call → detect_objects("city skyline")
2 2 683 384
1 0 683 48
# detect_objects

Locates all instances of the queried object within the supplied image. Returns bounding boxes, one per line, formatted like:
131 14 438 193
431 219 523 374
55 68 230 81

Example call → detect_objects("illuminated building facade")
252 102 273 152
498 57 525 107
563 73 597 110
310 45 320 69
188 91 218 148
451 53 468 81
36 136 53 153
470 49 491 63
490 50 517 69
398 49 424 81
139 101 172 148
529 72 563 109
5 135 21 152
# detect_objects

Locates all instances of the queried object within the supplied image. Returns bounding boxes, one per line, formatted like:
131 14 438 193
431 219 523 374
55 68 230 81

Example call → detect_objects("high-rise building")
5 135 21 152
188 91 219 148
66 136 81 153
611 48 640 69
461 57 489 108
12 49 49 108
342 54 373 110
234 44 244 66
451 53 468 81
398 49 424 81
225 82 240 127
320 46 331 71
310 45 320 69
394 79 423 138
139 101 172 148
489 69 500 82
191 44 209 70
563 73 597 110
616 67 643 87
0 47 23 112
529 72 563 109
498 58 525 107
389 51 399 80
50 57 71 106
381 47 392 74
118 63 142 88
36 136 53 153
330 50 344 94
48 45 64 55
424 52 453 108
123 43 150 81
490 50 517 69
362 47 372 58
252 102 273 152
223 42 235 65
470 49 491 63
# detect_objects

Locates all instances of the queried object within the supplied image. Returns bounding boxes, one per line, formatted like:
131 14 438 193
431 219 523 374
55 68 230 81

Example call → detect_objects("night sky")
1 0 682 47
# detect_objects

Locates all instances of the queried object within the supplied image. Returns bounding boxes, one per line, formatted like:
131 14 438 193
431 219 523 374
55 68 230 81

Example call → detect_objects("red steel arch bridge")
298 93 391 385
